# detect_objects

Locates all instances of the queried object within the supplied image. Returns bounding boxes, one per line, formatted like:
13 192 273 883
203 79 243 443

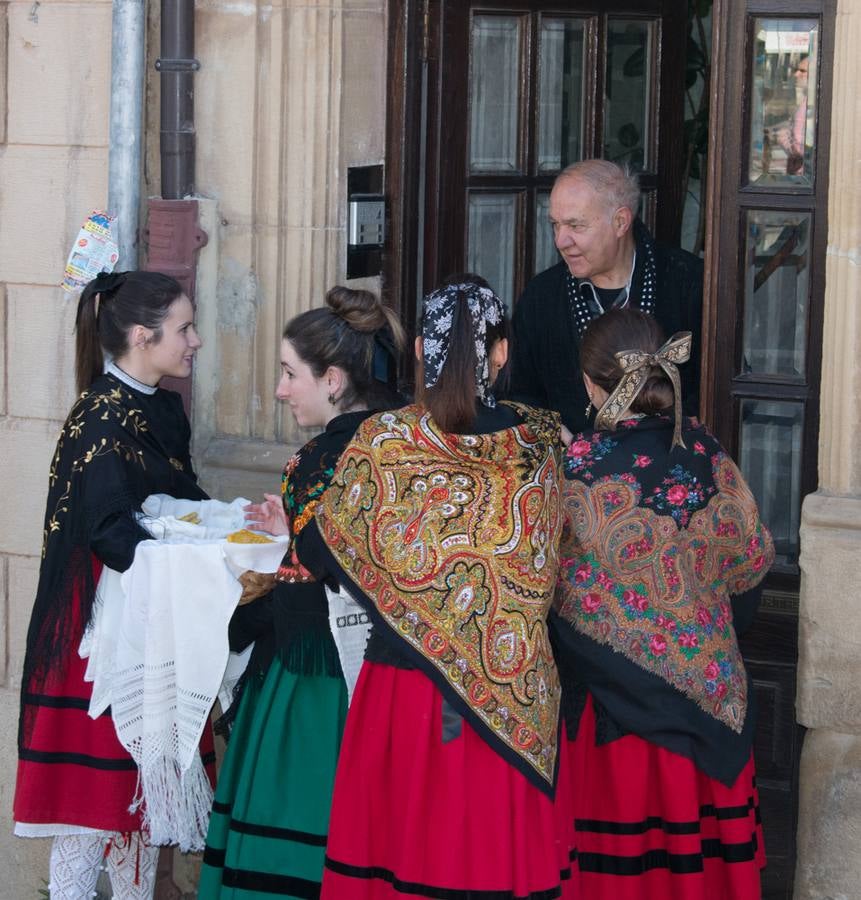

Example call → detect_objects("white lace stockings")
49 831 159 899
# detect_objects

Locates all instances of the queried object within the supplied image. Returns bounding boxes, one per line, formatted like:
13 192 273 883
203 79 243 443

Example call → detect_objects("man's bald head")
555 160 641 220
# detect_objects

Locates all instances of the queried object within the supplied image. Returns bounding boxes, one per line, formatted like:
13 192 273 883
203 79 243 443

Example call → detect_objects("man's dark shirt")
510 220 703 432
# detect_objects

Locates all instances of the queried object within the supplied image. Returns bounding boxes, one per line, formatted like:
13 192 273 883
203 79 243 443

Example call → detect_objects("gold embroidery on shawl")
317 405 563 786
43 388 150 557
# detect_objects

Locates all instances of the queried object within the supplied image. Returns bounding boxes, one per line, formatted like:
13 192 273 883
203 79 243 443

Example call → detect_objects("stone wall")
795 1 861 894
187 0 388 503
0 0 113 892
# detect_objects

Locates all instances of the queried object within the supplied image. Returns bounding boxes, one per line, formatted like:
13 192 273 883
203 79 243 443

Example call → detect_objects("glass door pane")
739 399 804 568
534 191 558 276
469 15 524 173
742 210 810 378
604 19 655 172
748 18 819 187
538 17 587 172
467 192 522 307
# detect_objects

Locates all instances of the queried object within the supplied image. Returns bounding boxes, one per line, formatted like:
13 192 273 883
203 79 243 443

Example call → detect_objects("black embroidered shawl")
226 410 375 680
20 374 206 718
554 415 774 784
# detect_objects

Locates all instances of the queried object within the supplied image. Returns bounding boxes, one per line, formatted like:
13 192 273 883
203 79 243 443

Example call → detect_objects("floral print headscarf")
420 282 505 408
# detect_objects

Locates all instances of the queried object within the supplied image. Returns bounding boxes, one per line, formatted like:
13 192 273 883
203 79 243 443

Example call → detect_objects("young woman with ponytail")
13 271 211 900
199 286 405 900
298 276 575 900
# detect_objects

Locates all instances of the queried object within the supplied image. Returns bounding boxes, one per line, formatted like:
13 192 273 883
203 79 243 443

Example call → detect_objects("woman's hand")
560 424 574 447
244 493 289 536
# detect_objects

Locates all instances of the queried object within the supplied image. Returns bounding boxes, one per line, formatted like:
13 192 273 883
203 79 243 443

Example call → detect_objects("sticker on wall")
62 210 120 294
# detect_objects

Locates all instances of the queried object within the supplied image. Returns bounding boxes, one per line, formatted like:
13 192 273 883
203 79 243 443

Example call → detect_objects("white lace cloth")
79 495 288 852
325 584 372 703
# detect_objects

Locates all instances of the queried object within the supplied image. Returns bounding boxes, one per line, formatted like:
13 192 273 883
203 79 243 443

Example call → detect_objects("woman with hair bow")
13 272 213 899
297 276 574 900
554 308 774 899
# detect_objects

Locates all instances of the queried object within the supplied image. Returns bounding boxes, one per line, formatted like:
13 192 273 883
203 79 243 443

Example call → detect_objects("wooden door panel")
704 7 835 894
741 598 803 898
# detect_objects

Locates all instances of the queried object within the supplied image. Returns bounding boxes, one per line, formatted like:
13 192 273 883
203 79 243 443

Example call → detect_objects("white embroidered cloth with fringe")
79 495 288 851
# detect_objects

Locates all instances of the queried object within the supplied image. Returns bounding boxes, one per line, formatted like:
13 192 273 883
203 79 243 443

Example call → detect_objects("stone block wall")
187 0 388 500
794 1 861 896
0 0 113 892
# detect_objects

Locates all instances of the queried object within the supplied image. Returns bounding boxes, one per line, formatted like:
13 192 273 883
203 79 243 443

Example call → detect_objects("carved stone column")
189 0 386 500
794 0 861 895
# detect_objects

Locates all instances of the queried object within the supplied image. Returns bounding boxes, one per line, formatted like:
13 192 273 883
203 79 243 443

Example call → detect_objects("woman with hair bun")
199 286 405 899
554 307 773 899
298 276 573 900
14 271 210 899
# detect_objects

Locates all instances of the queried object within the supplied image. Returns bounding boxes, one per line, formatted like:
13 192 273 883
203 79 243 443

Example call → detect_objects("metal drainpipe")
108 0 146 269
144 0 204 416
157 0 198 198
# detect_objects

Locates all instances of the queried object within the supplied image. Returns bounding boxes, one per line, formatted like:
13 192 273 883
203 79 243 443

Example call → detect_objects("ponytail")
75 280 104 394
415 274 509 434
416 294 478 433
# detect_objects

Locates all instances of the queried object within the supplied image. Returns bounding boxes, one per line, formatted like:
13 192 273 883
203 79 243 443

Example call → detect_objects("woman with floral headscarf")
298 275 574 900
554 308 773 899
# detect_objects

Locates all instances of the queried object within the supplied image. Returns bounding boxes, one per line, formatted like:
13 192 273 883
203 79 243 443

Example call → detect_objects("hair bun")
325 286 389 334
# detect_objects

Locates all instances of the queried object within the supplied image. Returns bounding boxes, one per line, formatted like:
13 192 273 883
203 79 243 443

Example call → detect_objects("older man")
510 159 703 431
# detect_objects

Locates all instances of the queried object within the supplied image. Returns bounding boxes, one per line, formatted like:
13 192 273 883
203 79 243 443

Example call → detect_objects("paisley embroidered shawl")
556 418 774 733
315 403 563 791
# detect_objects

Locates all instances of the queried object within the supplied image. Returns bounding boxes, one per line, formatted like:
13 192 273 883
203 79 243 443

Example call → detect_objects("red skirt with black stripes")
15 574 216 833
565 693 765 900
320 661 575 900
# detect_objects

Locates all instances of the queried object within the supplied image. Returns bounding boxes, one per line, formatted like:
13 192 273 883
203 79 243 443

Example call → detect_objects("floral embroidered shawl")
21 374 205 709
556 416 774 733
315 403 563 793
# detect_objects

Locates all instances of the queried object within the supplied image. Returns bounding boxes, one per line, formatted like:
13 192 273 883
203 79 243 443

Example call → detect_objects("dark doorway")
385 0 687 339
385 2 836 898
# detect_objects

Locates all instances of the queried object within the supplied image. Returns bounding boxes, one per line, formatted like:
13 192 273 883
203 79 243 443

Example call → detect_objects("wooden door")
703 2 835 896
385 0 687 340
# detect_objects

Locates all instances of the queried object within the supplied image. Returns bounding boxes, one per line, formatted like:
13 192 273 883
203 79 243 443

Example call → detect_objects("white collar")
105 360 158 395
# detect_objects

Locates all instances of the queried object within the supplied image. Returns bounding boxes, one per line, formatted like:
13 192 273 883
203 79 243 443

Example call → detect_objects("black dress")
15 372 209 832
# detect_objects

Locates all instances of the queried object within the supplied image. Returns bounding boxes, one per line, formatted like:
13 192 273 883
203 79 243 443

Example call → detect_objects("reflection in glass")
538 18 586 172
467 193 519 308
739 399 803 568
748 18 818 186
534 192 558 275
742 211 810 378
604 19 654 172
469 15 522 173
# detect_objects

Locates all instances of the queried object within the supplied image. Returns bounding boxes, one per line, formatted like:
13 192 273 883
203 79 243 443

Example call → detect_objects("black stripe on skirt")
571 832 760 876
324 856 570 900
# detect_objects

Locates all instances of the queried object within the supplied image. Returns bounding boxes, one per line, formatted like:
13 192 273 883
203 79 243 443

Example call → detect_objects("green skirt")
199 647 348 899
